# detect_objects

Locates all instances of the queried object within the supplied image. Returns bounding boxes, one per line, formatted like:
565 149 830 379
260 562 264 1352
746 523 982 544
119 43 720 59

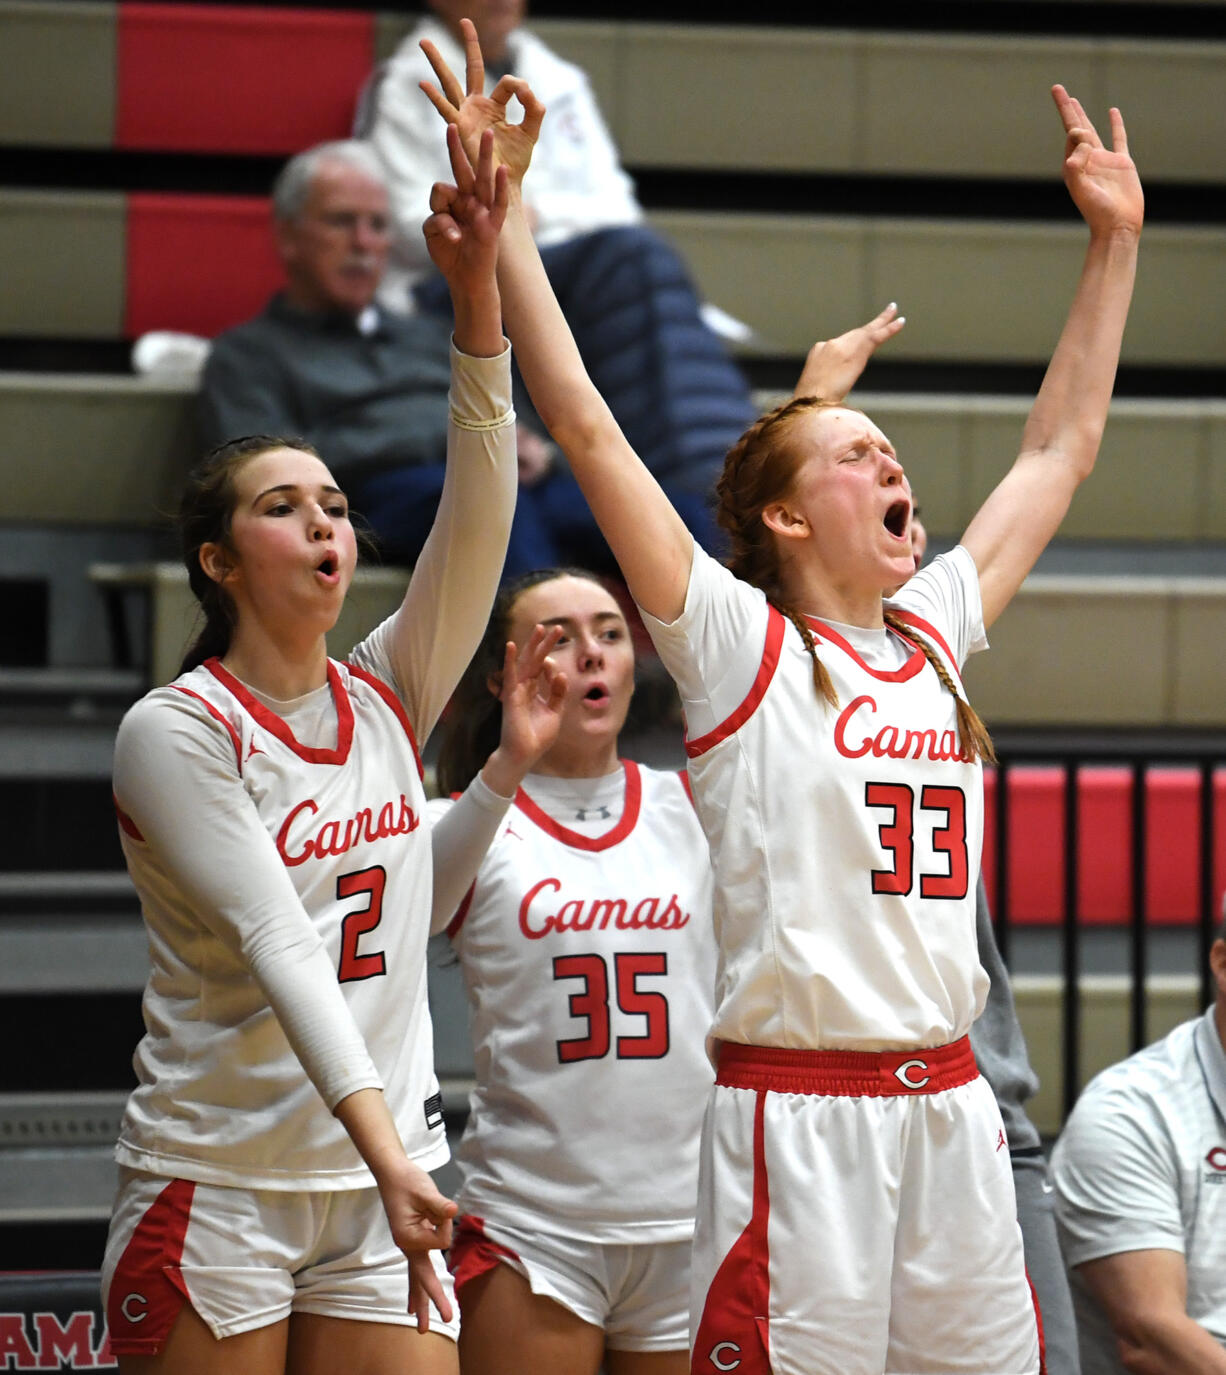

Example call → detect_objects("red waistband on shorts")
716 1036 979 1097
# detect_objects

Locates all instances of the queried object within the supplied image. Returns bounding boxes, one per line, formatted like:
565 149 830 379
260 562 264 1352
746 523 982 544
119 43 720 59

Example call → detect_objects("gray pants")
1013 1149 1080 1375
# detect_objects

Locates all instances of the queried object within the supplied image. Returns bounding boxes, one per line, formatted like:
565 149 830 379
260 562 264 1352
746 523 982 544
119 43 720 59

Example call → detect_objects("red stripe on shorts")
716 1036 979 1097
106 1177 195 1356
447 1214 523 1298
691 1091 771 1375
1027 1268 1049 1375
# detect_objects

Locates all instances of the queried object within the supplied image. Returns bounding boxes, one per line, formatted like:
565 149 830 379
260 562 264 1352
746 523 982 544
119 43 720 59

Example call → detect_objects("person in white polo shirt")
1052 922 1226 1374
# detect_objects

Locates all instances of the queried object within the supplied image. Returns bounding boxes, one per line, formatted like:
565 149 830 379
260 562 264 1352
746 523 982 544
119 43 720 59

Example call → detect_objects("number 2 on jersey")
337 866 387 983
553 952 670 1063
865 783 968 899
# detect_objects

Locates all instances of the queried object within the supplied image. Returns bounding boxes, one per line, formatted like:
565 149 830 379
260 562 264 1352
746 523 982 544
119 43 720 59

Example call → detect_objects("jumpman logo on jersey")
996 1128 1007 1152
246 737 266 762
575 805 613 822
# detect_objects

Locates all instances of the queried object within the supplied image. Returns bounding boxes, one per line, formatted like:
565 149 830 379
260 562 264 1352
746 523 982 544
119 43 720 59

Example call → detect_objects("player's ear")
199 542 232 585
761 501 809 542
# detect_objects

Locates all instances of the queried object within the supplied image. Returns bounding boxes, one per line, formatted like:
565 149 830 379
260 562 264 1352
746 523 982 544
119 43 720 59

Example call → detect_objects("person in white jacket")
367 0 640 306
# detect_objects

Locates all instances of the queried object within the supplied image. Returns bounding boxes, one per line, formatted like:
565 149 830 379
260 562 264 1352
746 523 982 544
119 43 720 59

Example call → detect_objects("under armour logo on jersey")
574 805 613 822
893 1059 931 1090
246 736 265 762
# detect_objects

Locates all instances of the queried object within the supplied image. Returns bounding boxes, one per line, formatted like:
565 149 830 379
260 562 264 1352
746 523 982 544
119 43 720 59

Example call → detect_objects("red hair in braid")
717 398 995 762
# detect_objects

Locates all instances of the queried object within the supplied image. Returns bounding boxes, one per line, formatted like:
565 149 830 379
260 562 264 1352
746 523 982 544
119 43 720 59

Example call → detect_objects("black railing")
991 732 1226 1119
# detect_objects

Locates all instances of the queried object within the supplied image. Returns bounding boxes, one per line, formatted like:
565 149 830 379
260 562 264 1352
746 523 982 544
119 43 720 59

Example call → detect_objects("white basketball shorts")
102 1168 458 1356
690 1038 1044 1375
449 1213 689 1352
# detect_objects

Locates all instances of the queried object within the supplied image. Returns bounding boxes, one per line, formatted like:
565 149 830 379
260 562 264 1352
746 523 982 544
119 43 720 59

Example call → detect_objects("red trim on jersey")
1027 1268 1049 1375
678 768 695 806
105 1177 195 1356
170 683 242 768
448 1214 523 1297
691 1091 772 1375
204 657 354 764
805 615 926 683
716 1036 979 1098
446 882 477 940
345 661 424 781
113 795 146 843
887 609 965 687
514 760 642 852
685 607 785 759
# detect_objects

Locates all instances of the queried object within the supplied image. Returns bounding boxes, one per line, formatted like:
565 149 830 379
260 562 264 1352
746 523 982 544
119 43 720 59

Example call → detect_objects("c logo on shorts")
709 1341 741 1370
893 1059 930 1090
120 1292 148 1324
1206 1147 1226 1172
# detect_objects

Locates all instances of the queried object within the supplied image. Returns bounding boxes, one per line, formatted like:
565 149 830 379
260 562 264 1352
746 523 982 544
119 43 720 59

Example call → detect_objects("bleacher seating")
3 0 1226 1265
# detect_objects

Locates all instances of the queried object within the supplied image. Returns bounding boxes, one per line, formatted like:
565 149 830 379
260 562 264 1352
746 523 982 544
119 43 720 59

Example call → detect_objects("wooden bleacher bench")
4 374 1222 543
80 557 1226 727
3 3 1226 185
3 185 1225 363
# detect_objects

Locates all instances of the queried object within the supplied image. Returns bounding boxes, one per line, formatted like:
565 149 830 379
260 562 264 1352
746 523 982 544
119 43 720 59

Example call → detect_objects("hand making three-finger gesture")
419 17 544 186
1051 84 1144 240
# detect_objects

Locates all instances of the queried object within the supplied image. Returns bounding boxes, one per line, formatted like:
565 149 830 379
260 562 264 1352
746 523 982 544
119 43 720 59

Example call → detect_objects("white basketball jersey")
115 657 447 1189
672 553 988 1053
445 762 716 1243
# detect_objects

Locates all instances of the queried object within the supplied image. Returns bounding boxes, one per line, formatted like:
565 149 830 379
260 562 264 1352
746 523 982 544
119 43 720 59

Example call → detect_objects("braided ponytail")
776 603 839 709
718 395 849 711
717 398 993 762
882 609 996 764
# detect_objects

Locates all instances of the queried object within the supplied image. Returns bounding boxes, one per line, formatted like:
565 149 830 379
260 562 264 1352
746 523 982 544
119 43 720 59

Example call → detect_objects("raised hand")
419 17 544 184
493 625 567 777
791 303 906 403
1052 85 1144 239
422 123 507 294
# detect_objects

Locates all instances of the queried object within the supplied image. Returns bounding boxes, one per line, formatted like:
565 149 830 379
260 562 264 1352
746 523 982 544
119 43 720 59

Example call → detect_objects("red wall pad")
125 194 283 338
982 765 1226 928
116 4 375 154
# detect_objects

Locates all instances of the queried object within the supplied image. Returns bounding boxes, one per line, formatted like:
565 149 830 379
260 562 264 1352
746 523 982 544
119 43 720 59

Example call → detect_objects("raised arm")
791 303 905 403
420 22 695 624
961 86 1143 628
369 126 518 733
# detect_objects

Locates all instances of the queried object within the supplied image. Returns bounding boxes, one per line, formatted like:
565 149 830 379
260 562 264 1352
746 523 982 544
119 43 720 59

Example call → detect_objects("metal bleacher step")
0 1080 479 1226
0 872 141 994
0 668 140 723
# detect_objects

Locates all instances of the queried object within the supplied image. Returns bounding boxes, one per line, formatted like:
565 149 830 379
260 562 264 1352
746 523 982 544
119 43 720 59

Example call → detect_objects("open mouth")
583 685 610 705
316 553 338 578
883 500 910 539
